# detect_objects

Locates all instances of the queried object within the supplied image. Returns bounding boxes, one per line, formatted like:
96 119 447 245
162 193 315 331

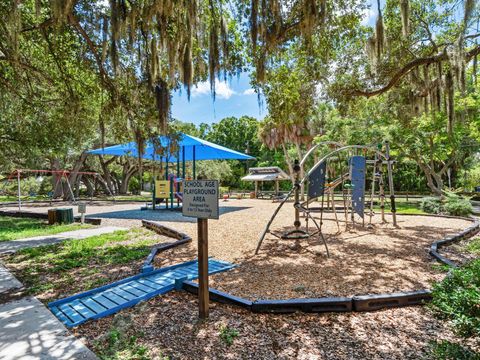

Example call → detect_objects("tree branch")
67 13 115 94
347 44 480 98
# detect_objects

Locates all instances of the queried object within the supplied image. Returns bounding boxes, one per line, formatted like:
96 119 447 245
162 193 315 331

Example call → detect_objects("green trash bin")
48 208 74 225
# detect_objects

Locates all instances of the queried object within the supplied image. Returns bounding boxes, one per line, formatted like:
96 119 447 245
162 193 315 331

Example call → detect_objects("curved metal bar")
300 141 344 167
300 145 388 187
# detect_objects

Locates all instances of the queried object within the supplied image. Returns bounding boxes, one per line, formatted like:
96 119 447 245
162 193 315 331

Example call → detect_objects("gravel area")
75 291 477 360
4 200 472 299
3 201 477 359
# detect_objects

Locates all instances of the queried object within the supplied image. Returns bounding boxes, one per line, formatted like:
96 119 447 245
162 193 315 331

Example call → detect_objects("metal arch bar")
299 141 345 167
301 145 389 187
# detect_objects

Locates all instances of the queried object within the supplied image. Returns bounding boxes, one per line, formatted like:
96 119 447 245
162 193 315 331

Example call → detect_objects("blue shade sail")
87 133 255 162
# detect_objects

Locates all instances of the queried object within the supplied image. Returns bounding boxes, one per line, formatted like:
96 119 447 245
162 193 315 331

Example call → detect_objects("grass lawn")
465 235 480 255
375 202 426 214
0 217 91 242
5 228 168 300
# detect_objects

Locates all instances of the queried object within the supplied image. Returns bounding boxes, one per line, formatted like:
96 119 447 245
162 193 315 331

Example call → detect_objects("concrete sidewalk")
0 226 126 254
0 265 97 359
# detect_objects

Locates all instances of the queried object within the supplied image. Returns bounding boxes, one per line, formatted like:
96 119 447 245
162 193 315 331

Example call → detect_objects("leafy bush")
443 192 473 216
219 325 239 346
421 197 442 214
428 340 479 360
128 177 140 194
430 259 480 338
420 192 472 216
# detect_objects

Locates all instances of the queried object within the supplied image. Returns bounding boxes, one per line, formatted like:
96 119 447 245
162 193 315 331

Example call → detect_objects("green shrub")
420 192 472 216
219 325 239 346
428 340 479 360
443 192 472 216
430 259 480 338
421 197 442 214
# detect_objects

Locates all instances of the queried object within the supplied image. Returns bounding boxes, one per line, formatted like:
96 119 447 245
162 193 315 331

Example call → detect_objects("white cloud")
191 80 236 99
243 88 256 96
361 6 376 26
191 82 211 97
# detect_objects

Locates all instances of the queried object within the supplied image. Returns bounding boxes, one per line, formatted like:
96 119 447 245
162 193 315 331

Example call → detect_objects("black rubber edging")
352 290 432 311
252 297 352 313
181 280 253 309
429 217 480 268
180 214 479 314
141 220 192 272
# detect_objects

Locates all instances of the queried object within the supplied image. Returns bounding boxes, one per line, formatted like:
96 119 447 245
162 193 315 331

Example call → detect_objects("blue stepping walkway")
49 258 234 327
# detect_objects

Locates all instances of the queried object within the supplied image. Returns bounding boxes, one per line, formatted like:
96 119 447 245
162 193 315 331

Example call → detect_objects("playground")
1 137 478 358
2 199 473 297
1 198 478 358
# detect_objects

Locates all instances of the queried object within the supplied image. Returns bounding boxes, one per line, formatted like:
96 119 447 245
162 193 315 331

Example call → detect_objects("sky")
171 73 265 125
171 0 380 126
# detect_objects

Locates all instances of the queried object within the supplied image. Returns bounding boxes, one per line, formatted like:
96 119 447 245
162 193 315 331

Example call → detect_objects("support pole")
182 146 186 180
17 170 21 210
385 141 397 226
165 163 169 209
293 160 301 231
197 218 209 319
193 146 196 180
369 153 378 225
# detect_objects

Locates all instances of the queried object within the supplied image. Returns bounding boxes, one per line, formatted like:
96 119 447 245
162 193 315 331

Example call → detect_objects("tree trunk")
295 142 306 201
281 143 295 184
98 155 116 195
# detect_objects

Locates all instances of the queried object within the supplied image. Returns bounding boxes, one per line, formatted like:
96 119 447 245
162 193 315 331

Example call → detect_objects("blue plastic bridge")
49 258 234 327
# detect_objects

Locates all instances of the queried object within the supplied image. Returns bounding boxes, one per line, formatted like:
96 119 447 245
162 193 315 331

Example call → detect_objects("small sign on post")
182 180 219 319
78 202 87 224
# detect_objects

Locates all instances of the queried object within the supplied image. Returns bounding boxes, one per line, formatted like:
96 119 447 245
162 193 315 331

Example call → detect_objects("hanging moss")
375 8 384 63
400 0 409 37
445 69 454 134
155 80 170 132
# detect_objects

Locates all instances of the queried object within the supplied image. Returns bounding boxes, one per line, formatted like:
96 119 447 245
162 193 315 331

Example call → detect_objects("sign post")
78 202 87 224
182 180 219 319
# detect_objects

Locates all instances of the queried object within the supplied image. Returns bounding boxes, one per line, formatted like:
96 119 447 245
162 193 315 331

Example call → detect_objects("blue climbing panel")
308 161 327 199
349 156 366 218
48 258 234 327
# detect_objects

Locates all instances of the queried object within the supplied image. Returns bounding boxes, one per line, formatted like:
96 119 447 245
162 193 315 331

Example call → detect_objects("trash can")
48 208 74 225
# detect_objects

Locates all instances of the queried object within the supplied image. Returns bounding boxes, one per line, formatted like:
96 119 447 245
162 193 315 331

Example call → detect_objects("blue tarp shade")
87 133 254 162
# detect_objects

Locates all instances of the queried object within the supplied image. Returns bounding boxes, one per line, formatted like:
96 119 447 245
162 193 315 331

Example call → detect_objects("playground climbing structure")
255 142 397 255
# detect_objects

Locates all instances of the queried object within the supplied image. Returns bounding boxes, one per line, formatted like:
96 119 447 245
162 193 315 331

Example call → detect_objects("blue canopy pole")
165 160 169 209
152 152 156 211
176 150 180 207
193 146 196 179
182 146 185 179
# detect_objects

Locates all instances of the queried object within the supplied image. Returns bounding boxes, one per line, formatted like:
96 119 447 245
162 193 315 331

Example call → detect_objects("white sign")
78 202 87 214
182 180 219 219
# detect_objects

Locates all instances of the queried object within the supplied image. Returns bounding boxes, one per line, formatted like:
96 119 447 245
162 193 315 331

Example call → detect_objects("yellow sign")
155 180 170 199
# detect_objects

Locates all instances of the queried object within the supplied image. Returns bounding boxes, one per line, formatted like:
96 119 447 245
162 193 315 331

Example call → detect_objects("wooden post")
254 181 258 198
197 218 209 319
17 170 21 210
385 142 397 226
